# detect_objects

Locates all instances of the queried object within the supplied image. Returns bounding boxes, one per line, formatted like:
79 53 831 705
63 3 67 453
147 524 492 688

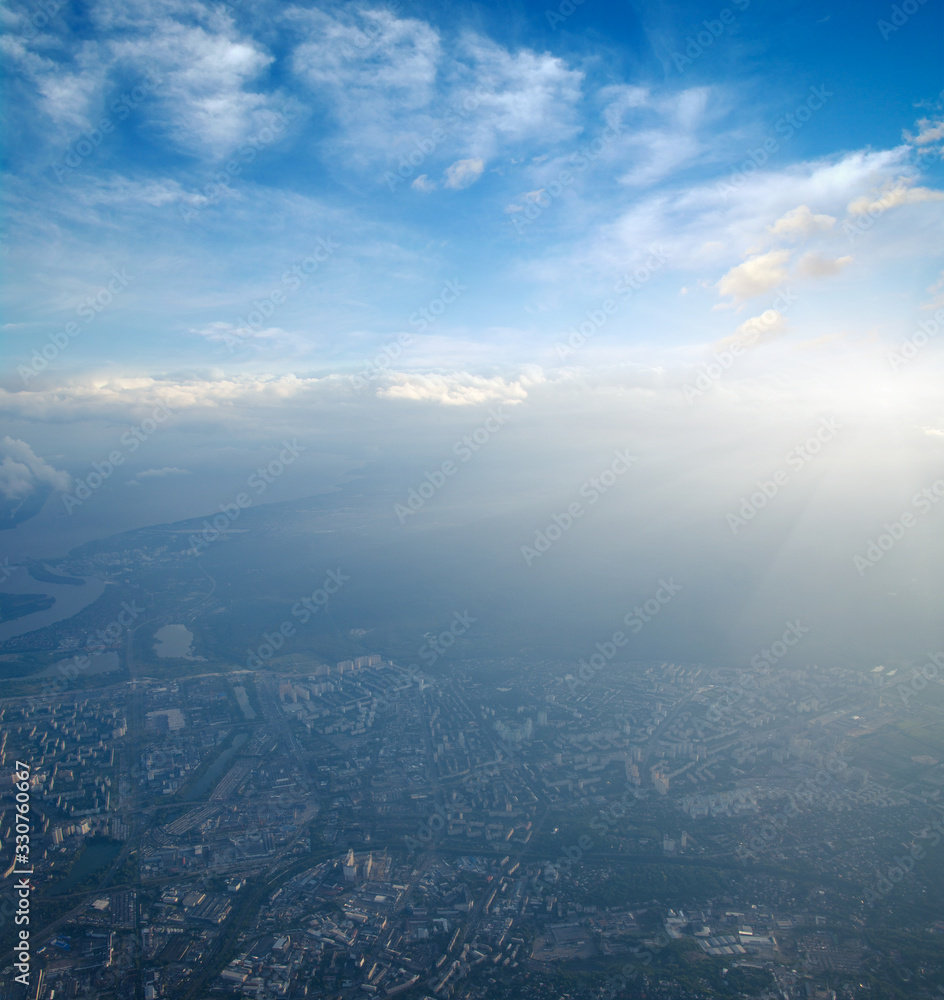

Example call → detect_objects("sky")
0 0 943 668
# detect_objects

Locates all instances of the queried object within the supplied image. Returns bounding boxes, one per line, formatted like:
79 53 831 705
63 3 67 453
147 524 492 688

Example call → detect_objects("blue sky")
2 0 942 383
1 0 943 670
1 0 943 567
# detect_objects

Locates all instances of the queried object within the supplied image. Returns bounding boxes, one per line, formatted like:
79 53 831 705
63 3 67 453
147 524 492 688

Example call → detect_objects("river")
0 573 108 642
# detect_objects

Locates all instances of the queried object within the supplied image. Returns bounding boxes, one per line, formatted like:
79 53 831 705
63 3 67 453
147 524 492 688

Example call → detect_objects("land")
0 506 942 1000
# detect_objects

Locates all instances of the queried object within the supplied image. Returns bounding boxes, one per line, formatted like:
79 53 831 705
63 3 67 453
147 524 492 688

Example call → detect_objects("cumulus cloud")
904 116 944 155
717 250 791 301
768 205 836 240
0 371 547 429
727 308 788 348
376 370 542 406
0 438 71 526
847 179 944 215
443 158 484 190
0 437 71 500
796 252 853 279
412 174 436 192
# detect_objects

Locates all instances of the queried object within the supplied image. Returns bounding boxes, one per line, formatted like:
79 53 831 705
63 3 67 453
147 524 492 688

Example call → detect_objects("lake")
153 623 204 660
51 839 123 895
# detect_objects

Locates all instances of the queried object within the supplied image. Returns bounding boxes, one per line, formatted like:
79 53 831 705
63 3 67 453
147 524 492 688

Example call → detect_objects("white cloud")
717 250 791 302
412 174 436 192
443 158 484 190
8 1 283 160
0 371 546 428
192 322 299 350
113 23 277 158
290 10 582 169
605 87 711 188
768 205 836 240
448 35 583 157
293 7 440 111
727 308 788 348
36 60 107 133
3 32 109 136
376 370 542 406
904 116 944 152
291 7 442 168
796 252 853 279
847 179 944 215
547 148 910 291
79 176 213 208
136 466 191 478
0 437 71 500
923 270 944 311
